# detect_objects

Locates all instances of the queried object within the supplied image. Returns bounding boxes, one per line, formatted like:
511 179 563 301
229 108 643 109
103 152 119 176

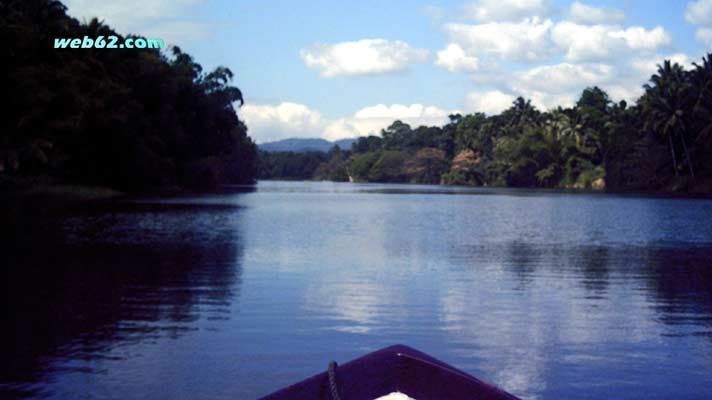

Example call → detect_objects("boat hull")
259 344 521 400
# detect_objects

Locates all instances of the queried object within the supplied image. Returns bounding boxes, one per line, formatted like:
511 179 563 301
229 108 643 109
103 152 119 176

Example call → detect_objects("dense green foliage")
1 0 257 191
258 145 350 181
313 146 350 181
260 55 712 193
258 150 328 180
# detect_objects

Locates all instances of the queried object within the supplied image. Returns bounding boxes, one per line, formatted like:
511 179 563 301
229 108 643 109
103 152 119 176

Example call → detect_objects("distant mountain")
258 137 359 153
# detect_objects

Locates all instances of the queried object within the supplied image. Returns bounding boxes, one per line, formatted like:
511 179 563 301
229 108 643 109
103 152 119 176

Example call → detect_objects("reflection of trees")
642 246 712 326
502 242 711 321
442 240 712 398
1 201 245 398
569 244 712 326
576 246 610 295
504 241 539 290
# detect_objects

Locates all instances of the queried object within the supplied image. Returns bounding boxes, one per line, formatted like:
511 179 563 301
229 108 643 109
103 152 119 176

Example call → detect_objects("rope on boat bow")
327 361 342 400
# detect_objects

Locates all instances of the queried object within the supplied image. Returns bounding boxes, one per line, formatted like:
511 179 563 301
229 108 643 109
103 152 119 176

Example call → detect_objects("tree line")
262 55 712 194
1 0 257 192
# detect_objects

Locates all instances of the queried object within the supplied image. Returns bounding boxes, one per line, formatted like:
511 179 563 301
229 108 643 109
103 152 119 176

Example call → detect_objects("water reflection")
248 182 712 399
304 279 404 334
442 242 712 399
3 181 712 400
644 246 712 329
1 199 245 399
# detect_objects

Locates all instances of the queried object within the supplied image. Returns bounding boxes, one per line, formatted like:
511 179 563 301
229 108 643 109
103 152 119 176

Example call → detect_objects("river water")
3 180 712 399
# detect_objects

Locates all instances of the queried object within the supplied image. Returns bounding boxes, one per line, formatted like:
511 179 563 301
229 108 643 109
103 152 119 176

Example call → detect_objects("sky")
64 0 712 143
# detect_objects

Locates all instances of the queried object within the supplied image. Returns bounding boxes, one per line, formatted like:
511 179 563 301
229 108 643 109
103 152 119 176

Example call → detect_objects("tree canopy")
260 53 712 194
1 0 257 191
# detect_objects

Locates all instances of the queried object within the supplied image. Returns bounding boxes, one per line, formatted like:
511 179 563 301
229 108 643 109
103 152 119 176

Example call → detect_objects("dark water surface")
3 181 712 399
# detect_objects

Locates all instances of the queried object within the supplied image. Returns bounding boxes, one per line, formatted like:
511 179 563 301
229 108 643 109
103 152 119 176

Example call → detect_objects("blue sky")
65 0 712 143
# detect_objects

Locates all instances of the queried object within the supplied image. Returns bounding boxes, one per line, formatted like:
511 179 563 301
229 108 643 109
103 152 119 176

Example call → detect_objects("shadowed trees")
640 61 695 180
1 0 257 191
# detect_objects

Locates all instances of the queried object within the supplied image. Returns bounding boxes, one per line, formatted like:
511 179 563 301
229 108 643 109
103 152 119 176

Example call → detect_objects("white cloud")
631 53 693 77
507 53 697 109
445 18 555 63
552 23 617 61
511 63 615 108
63 0 208 43
353 104 451 120
300 39 429 78
569 1 625 25
686 0 712 46
686 0 712 25
514 63 613 93
240 102 456 142
326 104 456 140
604 84 644 104
239 102 326 143
433 4 685 113
435 44 481 72
464 0 551 22
462 60 658 111
507 58 688 109
696 27 712 46
465 90 516 115
612 26 672 51
552 22 671 62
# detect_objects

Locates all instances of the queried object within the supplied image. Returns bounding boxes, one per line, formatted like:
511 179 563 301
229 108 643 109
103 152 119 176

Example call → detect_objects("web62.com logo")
54 36 164 49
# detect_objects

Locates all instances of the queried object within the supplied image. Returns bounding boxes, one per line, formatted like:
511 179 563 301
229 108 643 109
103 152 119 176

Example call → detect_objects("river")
3 180 712 399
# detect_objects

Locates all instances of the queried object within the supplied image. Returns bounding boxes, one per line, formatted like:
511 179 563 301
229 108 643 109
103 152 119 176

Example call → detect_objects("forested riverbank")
4 1 712 196
260 58 712 194
1 0 257 194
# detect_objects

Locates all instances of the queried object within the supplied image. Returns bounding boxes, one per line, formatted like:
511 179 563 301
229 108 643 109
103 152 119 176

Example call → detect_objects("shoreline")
3 176 710 204
258 178 712 199
0 176 125 203
0 175 261 204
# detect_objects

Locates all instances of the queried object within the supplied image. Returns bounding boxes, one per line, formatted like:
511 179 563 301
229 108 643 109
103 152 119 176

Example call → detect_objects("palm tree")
84 17 110 38
690 54 712 148
640 60 695 179
503 97 540 128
